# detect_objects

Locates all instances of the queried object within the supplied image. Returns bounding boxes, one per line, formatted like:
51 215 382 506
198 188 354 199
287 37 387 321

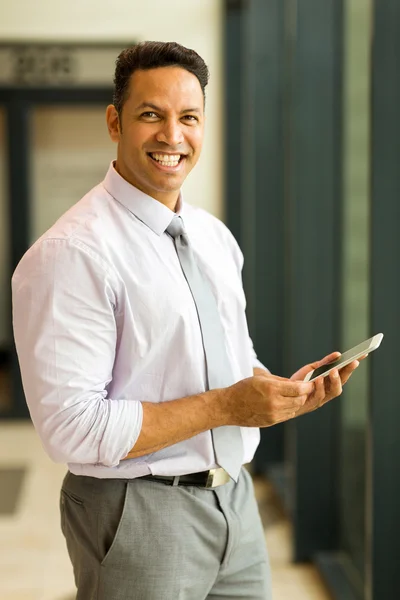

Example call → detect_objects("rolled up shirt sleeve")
11 237 142 467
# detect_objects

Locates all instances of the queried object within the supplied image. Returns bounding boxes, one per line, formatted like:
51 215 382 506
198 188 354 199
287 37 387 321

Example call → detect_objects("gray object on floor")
0 467 26 515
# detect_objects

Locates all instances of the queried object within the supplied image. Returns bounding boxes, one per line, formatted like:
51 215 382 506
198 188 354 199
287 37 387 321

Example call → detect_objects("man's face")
107 66 205 208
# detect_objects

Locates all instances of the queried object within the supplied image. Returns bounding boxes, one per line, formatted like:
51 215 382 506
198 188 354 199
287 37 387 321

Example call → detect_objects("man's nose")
156 119 184 146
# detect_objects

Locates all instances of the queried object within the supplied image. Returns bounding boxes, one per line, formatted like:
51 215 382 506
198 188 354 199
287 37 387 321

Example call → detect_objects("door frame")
0 86 112 419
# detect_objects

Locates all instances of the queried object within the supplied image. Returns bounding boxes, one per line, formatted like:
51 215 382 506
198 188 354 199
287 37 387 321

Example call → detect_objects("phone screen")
310 338 374 379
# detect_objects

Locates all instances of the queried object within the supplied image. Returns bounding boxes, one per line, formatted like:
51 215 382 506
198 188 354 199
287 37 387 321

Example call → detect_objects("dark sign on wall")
0 42 135 87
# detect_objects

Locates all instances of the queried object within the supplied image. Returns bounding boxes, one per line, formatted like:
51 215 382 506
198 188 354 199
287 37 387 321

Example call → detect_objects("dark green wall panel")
283 0 343 560
369 1 400 597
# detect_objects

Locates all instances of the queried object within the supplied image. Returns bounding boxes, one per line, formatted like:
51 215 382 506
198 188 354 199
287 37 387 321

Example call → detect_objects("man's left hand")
289 352 360 416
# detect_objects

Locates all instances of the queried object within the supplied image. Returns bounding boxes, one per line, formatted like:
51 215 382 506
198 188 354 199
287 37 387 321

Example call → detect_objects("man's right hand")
124 372 315 460
224 374 315 427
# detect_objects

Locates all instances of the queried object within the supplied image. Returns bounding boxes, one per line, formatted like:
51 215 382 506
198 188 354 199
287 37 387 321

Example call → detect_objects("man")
12 41 358 600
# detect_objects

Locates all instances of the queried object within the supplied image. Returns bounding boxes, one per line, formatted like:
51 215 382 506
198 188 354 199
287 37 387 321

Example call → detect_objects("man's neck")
114 160 180 212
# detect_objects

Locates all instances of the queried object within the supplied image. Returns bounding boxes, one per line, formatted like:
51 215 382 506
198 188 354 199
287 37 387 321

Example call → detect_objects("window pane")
31 106 115 243
340 0 372 586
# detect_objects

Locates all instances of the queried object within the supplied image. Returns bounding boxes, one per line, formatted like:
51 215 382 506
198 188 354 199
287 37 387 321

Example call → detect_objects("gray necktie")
166 215 243 481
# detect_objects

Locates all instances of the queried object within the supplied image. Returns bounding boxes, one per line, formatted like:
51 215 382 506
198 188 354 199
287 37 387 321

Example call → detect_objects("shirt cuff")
98 399 143 467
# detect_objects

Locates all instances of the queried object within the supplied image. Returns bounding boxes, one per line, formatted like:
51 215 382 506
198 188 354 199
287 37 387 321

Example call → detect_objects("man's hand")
290 351 360 416
225 374 315 428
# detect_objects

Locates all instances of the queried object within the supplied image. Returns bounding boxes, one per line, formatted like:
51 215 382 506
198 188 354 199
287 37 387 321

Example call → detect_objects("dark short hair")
113 41 210 116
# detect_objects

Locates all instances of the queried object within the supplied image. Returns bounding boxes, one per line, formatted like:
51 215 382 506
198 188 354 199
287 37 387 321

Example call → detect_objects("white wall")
0 0 224 218
0 0 224 344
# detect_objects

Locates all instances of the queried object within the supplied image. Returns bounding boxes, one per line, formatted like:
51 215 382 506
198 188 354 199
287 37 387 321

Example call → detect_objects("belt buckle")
206 468 230 488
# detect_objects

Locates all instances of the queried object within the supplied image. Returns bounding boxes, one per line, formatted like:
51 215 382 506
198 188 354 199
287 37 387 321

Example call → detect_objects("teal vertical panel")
248 0 284 472
225 0 286 471
249 0 286 472
243 0 286 470
224 0 246 247
227 0 285 366
240 2 257 336
283 0 343 559
369 1 400 598
249 0 285 375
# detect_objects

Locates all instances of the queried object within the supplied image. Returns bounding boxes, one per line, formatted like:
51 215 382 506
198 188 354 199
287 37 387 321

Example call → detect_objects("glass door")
31 105 115 243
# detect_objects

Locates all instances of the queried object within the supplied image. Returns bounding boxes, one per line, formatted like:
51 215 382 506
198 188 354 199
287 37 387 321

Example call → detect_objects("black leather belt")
139 467 231 488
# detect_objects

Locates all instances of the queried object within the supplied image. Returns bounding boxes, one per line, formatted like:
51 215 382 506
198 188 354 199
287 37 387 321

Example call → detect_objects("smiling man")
107 63 204 210
12 42 359 600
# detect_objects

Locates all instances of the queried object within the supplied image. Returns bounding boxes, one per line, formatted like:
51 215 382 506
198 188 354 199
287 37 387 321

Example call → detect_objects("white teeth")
150 153 182 167
152 153 180 161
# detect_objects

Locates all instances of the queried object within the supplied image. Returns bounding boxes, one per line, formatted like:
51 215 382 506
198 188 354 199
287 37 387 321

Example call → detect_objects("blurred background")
0 1 398 599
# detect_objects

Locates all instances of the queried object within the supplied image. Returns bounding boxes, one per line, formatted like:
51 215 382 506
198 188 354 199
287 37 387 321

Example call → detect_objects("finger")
339 360 359 385
293 393 308 408
280 381 315 398
303 376 325 410
272 393 309 423
327 369 343 399
291 351 342 381
279 404 304 423
321 351 341 364
290 365 314 381
313 376 327 406
309 352 341 370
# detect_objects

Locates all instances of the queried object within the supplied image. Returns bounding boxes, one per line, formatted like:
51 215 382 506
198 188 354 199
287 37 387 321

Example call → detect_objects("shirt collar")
102 161 184 236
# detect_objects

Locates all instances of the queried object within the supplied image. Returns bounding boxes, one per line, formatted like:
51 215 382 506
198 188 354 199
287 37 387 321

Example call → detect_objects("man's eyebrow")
134 102 202 114
181 108 202 114
135 102 161 112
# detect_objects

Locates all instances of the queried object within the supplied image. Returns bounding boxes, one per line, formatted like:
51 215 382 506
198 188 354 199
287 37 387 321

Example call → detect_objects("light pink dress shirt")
11 162 266 479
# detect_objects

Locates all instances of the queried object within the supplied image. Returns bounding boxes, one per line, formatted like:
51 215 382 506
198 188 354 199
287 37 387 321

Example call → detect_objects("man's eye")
141 112 158 118
183 115 198 122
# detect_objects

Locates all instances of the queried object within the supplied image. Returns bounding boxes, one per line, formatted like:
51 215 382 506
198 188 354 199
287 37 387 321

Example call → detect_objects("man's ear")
106 105 121 143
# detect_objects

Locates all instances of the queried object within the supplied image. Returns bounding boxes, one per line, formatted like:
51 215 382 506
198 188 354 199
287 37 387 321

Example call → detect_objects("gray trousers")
60 467 272 600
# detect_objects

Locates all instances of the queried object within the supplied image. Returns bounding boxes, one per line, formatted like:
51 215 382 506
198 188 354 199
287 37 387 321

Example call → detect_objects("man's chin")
140 178 182 201
149 174 185 193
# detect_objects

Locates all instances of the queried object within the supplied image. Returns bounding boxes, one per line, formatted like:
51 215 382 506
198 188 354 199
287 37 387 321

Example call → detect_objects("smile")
148 152 186 172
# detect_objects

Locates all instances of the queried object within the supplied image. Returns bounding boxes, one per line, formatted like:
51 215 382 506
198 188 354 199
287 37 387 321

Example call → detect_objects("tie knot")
166 216 186 239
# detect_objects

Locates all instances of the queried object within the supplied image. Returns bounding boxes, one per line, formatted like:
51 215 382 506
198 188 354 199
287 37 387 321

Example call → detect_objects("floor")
0 421 333 600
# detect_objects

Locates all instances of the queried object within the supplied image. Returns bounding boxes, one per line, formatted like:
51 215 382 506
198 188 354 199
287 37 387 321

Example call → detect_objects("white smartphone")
304 333 384 382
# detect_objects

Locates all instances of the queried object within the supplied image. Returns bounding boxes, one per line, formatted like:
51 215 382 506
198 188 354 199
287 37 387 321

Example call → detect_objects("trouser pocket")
98 481 129 566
